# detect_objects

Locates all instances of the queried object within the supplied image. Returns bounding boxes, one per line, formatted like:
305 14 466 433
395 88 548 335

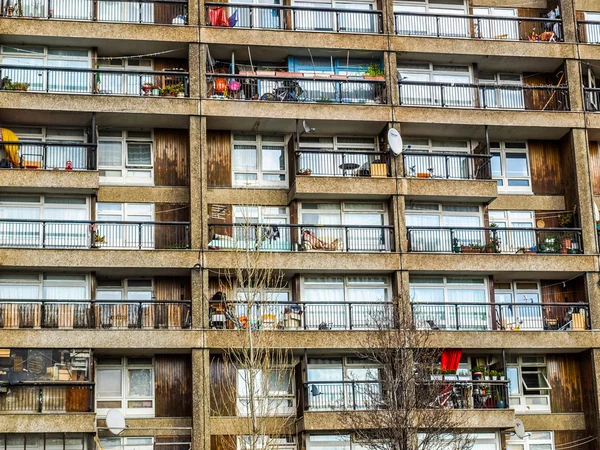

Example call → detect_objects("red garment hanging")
440 349 462 372
209 7 230 27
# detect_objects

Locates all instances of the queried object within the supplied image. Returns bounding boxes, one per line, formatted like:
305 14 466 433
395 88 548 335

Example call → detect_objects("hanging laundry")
228 10 238 27
209 7 230 27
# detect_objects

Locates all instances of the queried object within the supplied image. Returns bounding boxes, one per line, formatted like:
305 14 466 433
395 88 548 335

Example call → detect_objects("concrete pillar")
192 349 211 450
566 58 584 112
383 51 399 106
190 116 203 250
188 0 200 26
559 0 577 43
586 272 600 330
189 43 201 99
200 44 208 100
394 270 411 326
381 0 395 36
191 269 208 329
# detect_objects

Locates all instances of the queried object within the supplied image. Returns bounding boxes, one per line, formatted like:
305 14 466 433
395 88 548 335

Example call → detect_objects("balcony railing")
208 223 394 252
0 0 188 24
1 141 97 170
398 81 569 111
295 150 391 177
577 20 600 44
395 12 562 42
0 299 192 329
0 382 94 413
209 301 395 330
411 302 590 331
406 226 583 254
584 88 600 111
0 219 190 249
304 380 383 410
206 74 386 104
403 152 492 180
418 380 509 409
0 65 189 96
205 2 383 33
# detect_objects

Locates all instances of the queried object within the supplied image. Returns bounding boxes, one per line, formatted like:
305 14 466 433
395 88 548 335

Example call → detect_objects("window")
306 357 381 410
488 210 535 252
507 431 554 450
226 206 291 251
96 279 153 301
232 134 288 188
403 138 472 179
419 432 499 450
96 357 155 417
97 2 154 23
96 203 154 249
506 355 551 412
472 8 518 40
298 136 378 177
410 276 488 330
301 276 391 329
306 435 370 450
238 436 296 450
584 12 600 44
489 142 531 193
0 434 86 450
98 130 153 185
100 437 154 450
230 282 291 329
0 273 88 301
494 281 542 330
291 0 378 33
394 0 468 37
0 46 91 93
479 73 524 109
236 367 295 416
97 59 153 95
398 63 472 107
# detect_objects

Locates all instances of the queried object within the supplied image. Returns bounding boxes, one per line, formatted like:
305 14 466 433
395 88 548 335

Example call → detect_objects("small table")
339 162 360 177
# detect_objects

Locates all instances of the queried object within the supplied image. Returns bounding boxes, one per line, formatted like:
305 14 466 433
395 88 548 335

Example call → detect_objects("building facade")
1 0 600 449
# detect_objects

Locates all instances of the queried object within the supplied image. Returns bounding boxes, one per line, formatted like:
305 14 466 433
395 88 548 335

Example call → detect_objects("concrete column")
381 0 395 36
200 44 208 100
190 116 203 250
394 270 411 326
383 51 399 106
571 129 598 254
586 272 600 330
566 58 584 112
188 0 200 26
559 0 577 43
192 349 211 450
191 268 207 329
189 43 201 99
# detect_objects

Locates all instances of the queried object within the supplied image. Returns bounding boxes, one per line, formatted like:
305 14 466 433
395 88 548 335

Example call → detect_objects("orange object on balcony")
214 77 227 93
416 172 431 178
0 127 19 168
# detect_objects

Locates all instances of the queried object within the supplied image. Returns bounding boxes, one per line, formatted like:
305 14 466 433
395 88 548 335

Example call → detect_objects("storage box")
370 163 387 178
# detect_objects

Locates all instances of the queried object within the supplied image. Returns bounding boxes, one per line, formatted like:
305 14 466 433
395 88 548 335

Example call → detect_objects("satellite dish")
513 418 526 438
388 128 402 156
106 409 127 435
303 120 315 134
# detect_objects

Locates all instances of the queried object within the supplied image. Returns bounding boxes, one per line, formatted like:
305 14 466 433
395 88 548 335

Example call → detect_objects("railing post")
345 226 350 252
348 303 353 330
42 221 46 248
498 304 503 330
476 18 481 39
352 381 357 410
482 85 487 109
45 68 50 93
455 303 460 330
91 301 96 329
92 0 97 21
450 228 456 253
292 9 296 30
535 230 540 253
185 225 190 249
138 223 143 249
184 3 188 25
445 155 449 179
436 15 440 37
42 143 47 169
249 6 253 28
137 302 143 328
41 301 45 328
440 84 445 107
38 387 43 413
492 229 498 253
335 11 340 32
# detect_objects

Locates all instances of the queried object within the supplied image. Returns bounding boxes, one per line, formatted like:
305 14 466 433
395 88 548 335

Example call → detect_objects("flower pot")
276 72 303 78
177 92 185 97
472 372 482 380
152 88 160 96
500 376 506 380
495 400 505 408
430 374 443 381
444 375 458 381
560 247 568 254
364 76 385 81
484 376 490 381
491 376 497 380
458 375 470 381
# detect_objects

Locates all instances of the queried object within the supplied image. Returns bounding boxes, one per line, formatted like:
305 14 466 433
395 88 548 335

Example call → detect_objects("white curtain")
0 206 41 247
44 207 88 248
0 285 39 299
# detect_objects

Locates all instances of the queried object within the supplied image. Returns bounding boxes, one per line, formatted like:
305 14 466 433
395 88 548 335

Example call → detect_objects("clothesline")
5 46 186 60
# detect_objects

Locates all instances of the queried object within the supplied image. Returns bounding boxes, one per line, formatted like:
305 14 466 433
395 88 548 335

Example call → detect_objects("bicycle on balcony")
260 79 304 101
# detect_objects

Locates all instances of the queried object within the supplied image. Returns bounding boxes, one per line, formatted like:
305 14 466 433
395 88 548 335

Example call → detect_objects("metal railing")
0 299 192 329
584 88 600 111
411 302 590 331
395 12 563 42
304 380 383 410
577 20 600 44
418 380 509 409
205 2 382 33
295 150 390 177
403 151 492 180
206 74 387 104
398 80 569 111
0 0 188 24
0 219 190 249
0 141 97 170
208 223 394 252
0 65 189 96
209 301 395 330
406 226 583 254
0 382 94 413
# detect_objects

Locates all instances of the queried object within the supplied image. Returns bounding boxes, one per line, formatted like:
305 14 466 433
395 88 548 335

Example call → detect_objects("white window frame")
238 436 296 450
0 273 89 300
232 134 289 188
489 141 531 193
98 130 154 186
393 1 468 38
494 281 542 330
236 366 296 417
488 210 536 253
506 431 554 450
506 355 551 413
584 12 600 44
96 59 154 95
479 73 524 109
402 137 472 179
100 437 154 450
472 7 519 40
96 356 155 418
299 202 387 225
95 203 155 249
96 278 154 301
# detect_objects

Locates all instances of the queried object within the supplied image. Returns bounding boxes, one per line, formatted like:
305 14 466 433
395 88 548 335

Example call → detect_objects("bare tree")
335 305 474 450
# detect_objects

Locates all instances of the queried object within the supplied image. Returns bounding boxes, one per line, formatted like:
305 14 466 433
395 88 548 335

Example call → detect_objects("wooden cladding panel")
555 431 590 450
211 436 236 450
523 73 564 111
65 386 90 412
155 204 190 249
516 8 546 40
154 129 189 187
547 355 583 413
541 278 586 304
207 131 232 188
209 277 233 302
589 142 600 195
153 5 186 25
155 355 192 417
560 133 578 211
155 277 191 301
579 351 598 448
154 59 189 73
210 355 236 416
155 436 192 450
529 140 563 195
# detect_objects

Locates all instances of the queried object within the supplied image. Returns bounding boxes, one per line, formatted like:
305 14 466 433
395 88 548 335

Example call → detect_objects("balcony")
406 226 583 254
403 152 492 180
577 20 600 44
1 141 96 170
397 81 569 111
394 12 562 42
0 0 188 24
0 220 190 249
304 380 383 410
411 302 591 331
584 88 600 111
0 299 191 330
418 379 509 410
0 65 189 96
0 382 94 413
209 300 395 330
206 74 386 104
205 3 383 34
295 150 391 178
208 224 394 252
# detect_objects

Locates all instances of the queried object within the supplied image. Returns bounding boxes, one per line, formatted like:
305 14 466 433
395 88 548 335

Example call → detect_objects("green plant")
468 244 485 251
11 82 29 91
1 76 13 90
160 83 185 96
471 366 484 374
441 369 457 375
489 370 498 377
558 212 573 228
364 62 385 77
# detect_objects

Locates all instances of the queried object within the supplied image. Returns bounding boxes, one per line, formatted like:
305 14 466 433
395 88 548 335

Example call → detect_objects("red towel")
209 7 230 27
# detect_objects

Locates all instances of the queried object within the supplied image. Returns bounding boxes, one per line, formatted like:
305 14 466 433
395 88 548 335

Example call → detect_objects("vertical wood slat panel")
529 140 563 195
578 351 598 448
589 142 600 195
155 277 191 301
207 131 232 187
154 129 190 187
560 133 578 212
66 386 90 412
210 355 237 416
154 203 190 249
211 436 237 450
523 73 561 111
155 355 193 417
547 355 583 413
554 431 590 450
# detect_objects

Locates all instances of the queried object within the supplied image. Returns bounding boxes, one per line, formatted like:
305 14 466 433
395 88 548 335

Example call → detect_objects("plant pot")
458 375 470 381
500 376 506 380
560 247 568 254
472 372 482 380
177 92 185 97
453 246 461 254
491 376 497 380
444 375 458 381
484 376 490 381
495 400 505 408
256 70 276 77
524 250 536 254
430 374 443 381
152 88 160 96
364 76 385 81
276 72 303 78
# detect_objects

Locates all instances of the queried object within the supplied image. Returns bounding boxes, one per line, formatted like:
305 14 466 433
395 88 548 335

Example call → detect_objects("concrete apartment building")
2 0 600 449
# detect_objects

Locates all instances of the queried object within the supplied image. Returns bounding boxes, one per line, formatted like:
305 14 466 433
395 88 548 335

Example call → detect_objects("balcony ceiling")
408 270 585 280
400 123 572 141
206 117 388 135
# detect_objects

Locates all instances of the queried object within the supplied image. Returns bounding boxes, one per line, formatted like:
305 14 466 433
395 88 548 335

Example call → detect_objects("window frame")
506 431 554 450
489 141 531 193
299 201 388 225
506 355 551 413
97 130 154 186
231 134 289 188
0 273 89 301
96 278 154 301
236 365 296 417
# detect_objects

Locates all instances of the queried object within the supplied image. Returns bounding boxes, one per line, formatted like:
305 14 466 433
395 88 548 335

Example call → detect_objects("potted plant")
11 82 29 92
494 389 506 408
363 62 385 81
490 370 498 381
442 369 458 381
498 371 505 381
558 213 573 253
160 83 185 97
483 369 490 381
142 82 157 96
458 370 470 381
471 366 484 380
452 238 461 254
297 168 312 176
462 244 484 253
1 77 12 90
